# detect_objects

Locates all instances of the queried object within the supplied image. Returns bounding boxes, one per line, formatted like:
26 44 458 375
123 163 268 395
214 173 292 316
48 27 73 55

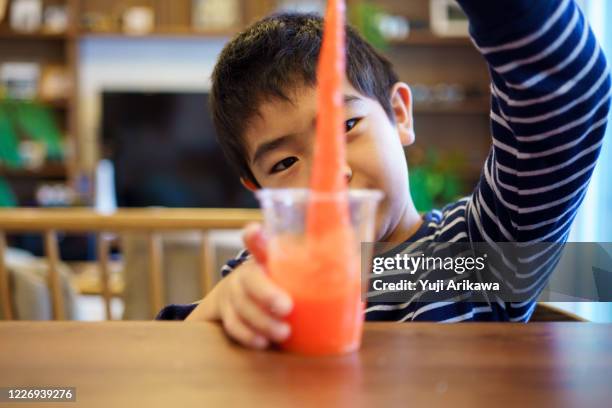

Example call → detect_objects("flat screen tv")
101 91 257 208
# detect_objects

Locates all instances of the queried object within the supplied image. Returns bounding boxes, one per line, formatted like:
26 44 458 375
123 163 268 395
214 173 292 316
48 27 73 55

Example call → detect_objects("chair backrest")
2 209 585 322
0 208 260 320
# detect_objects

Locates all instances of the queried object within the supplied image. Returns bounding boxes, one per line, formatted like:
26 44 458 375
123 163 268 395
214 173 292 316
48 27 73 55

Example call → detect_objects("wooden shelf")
0 28 237 40
392 31 473 47
0 29 70 40
0 163 67 179
414 99 490 115
79 28 238 39
0 99 70 109
39 99 71 109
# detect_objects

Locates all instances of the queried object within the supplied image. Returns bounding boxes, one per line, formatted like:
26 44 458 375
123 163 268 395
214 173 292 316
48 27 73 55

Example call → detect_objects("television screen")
101 91 257 208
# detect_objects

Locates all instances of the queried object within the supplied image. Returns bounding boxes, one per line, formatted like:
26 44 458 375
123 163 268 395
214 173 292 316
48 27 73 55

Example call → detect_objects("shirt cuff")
155 303 198 320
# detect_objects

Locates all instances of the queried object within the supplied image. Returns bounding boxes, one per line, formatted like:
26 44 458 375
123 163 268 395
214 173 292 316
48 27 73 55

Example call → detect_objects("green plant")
409 148 465 212
349 0 389 51
0 104 22 168
0 99 64 167
0 177 17 207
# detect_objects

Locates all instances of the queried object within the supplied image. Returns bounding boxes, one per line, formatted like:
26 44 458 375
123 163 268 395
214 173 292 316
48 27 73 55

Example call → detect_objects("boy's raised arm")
456 0 611 244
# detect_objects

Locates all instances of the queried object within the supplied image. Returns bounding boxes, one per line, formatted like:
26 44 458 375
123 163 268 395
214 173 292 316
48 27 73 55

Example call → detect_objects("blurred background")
0 0 610 321
0 0 495 212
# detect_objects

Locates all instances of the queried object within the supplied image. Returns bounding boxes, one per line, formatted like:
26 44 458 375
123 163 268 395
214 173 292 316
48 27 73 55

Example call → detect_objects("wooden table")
0 322 610 407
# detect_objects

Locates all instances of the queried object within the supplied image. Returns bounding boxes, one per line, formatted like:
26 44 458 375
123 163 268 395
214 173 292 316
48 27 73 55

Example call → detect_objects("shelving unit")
0 0 75 204
414 97 490 115
78 28 238 39
0 30 70 39
0 164 66 179
0 0 492 206
375 0 491 199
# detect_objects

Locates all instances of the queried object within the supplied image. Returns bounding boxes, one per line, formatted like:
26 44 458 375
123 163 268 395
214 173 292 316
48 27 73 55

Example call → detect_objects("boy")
157 0 611 350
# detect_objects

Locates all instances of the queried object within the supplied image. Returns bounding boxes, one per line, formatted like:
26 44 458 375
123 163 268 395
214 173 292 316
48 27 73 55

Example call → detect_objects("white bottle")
95 159 117 215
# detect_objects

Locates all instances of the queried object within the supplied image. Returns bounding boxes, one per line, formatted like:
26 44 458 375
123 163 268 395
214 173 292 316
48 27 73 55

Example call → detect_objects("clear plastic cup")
255 188 383 355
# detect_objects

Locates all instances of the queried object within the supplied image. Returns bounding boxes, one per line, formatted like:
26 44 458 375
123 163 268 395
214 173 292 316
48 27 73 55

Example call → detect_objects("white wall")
78 37 228 169
555 0 612 321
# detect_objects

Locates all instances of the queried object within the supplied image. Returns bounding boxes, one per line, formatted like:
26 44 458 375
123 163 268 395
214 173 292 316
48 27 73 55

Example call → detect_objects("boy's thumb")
243 223 268 265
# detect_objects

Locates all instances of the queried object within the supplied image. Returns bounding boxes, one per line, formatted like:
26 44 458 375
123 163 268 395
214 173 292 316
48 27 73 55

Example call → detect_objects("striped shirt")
156 0 610 322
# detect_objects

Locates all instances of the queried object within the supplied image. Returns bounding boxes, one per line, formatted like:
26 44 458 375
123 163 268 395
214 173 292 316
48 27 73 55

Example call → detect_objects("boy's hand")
185 224 293 349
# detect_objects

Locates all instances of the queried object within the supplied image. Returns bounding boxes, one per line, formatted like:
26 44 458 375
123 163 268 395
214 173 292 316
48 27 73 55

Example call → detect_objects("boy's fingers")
243 223 268 265
231 281 291 342
240 268 293 317
221 304 268 350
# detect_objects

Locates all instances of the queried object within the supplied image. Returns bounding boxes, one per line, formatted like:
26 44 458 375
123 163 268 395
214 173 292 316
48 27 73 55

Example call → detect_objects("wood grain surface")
0 322 610 407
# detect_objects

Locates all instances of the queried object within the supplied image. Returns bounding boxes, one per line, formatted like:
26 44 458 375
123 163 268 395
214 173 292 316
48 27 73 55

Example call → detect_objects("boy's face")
242 81 415 241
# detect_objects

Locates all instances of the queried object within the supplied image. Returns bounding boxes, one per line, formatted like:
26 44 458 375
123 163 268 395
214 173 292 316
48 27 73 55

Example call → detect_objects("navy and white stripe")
381 0 609 322
156 0 610 322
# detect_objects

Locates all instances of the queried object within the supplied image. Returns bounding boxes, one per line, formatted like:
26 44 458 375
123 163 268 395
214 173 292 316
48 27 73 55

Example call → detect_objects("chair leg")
200 230 215 298
148 233 164 319
0 232 13 320
45 230 65 320
97 233 113 320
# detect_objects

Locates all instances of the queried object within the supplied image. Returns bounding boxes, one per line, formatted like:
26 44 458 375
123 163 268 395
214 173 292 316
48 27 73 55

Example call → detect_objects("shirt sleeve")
155 303 198 320
220 248 251 278
456 0 611 244
455 0 610 321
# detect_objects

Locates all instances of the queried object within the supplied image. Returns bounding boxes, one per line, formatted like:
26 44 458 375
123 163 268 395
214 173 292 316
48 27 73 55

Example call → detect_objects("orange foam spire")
307 0 351 236
270 2 363 355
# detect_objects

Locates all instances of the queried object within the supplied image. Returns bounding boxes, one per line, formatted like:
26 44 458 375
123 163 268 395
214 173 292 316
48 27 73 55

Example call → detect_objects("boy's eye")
270 157 298 174
345 117 362 132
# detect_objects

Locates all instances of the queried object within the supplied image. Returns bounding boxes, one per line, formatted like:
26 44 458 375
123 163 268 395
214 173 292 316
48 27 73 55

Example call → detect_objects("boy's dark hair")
210 12 399 185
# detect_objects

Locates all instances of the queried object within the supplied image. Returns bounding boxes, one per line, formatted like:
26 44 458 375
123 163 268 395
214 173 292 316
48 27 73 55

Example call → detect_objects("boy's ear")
390 82 415 146
240 177 258 192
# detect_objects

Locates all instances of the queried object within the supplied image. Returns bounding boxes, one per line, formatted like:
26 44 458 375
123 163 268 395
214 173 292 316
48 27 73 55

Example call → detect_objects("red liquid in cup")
268 227 364 355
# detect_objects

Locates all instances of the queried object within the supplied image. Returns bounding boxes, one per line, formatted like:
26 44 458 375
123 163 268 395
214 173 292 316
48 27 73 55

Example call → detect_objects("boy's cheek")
348 142 390 190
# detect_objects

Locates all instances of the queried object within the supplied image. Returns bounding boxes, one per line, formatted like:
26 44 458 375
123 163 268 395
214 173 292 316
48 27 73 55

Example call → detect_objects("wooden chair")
0 208 260 320
1 208 585 323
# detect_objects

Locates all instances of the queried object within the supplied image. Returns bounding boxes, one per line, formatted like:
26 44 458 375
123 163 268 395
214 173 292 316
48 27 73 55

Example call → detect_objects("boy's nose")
344 165 353 184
